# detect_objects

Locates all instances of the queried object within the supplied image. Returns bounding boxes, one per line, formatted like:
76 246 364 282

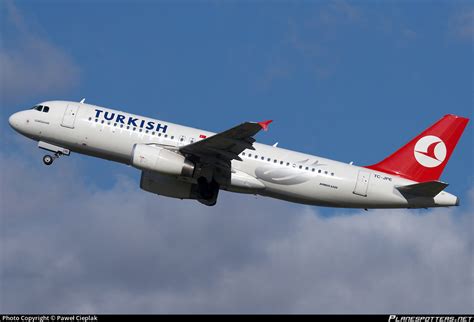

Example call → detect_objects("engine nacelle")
140 170 195 199
140 171 220 206
131 144 194 177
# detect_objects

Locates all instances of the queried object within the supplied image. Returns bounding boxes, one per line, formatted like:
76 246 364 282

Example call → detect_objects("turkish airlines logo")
414 135 447 168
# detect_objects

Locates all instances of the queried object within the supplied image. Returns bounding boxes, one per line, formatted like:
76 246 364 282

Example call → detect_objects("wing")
180 120 272 165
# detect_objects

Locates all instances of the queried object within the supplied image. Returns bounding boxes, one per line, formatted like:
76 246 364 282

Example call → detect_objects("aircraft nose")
8 112 20 130
8 111 28 134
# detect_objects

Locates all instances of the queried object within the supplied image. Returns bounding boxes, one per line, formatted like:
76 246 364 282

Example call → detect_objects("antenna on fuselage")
80 98 85 104
273 142 279 147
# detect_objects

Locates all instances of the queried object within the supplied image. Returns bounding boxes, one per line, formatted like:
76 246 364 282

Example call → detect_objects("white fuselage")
8 101 458 208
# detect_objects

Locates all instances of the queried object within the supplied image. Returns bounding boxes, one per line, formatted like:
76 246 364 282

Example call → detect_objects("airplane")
8 100 469 208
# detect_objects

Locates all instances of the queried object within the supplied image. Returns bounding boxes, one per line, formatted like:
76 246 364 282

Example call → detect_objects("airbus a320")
9 100 469 208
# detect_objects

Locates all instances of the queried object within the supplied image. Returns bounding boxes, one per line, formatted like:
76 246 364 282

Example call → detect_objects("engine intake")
131 144 194 177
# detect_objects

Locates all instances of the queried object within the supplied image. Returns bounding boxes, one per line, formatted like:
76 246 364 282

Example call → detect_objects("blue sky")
1 0 472 198
1 0 473 313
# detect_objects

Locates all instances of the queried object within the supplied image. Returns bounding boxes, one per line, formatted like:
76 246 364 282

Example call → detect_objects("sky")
0 0 473 314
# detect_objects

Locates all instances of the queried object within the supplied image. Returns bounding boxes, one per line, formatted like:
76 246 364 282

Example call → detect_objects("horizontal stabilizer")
396 181 448 198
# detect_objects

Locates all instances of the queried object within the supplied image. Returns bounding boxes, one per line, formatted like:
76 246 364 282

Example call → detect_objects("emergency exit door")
61 104 79 129
353 170 370 197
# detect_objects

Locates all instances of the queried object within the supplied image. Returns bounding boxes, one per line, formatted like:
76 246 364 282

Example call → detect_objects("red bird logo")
417 140 442 161
413 135 447 168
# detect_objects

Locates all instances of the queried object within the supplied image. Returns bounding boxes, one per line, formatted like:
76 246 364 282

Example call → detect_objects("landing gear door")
61 104 79 129
353 170 370 197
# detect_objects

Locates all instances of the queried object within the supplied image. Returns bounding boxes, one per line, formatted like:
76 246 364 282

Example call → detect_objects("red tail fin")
366 114 469 182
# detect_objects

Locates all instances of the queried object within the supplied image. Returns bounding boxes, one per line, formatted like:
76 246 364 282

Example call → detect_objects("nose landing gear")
43 155 53 165
38 142 70 166
42 152 62 166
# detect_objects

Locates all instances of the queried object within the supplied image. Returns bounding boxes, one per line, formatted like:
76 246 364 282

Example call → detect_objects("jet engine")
131 144 194 177
140 171 219 206
140 170 195 199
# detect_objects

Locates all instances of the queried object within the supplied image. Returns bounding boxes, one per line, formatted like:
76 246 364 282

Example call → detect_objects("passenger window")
242 152 246 156
43 106 49 113
280 161 283 165
312 168 315 172
267 158 271 162
331 173 334 176
299 165 302 169
255 155 258 159
286 162 290 166
305 167 309 170
261 156 264 160
324 171 328 175
318 170 321 173
248 154 252 157
274 160 277 163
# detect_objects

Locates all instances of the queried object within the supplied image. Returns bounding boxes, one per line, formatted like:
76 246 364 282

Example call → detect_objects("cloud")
450 8 474 41
0 149 473 313
317 0 362 27
0 1 80 106
256 2 359 89
257 1 365 89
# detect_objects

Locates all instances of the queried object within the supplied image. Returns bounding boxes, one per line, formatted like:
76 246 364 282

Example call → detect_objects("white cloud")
257 1 364 89
450 8 474 41
318 0 362 27
0 1 80 105
0 149 472 313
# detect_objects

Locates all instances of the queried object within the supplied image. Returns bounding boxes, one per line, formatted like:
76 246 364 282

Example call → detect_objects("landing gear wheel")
43 155 53 165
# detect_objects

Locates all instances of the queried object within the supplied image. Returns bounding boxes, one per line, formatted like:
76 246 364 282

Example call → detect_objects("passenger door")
61 104 79 129
353 170 370 197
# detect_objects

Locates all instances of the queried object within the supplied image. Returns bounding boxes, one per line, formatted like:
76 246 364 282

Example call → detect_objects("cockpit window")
31 105 50 112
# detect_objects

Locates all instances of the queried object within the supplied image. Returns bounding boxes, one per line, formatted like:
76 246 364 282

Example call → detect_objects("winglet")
258 120 273 131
